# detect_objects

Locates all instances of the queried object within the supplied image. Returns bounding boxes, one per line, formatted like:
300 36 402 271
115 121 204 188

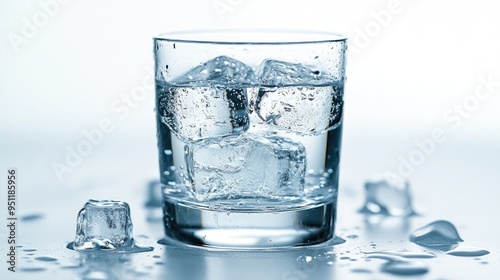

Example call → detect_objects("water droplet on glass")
409 220 463 251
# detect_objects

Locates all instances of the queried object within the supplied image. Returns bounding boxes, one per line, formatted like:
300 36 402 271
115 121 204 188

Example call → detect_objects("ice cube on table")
252 60 343 135
360 177 416 217
73 200 133 250
185 134 306 201
171 55 257 86
158 86 249 142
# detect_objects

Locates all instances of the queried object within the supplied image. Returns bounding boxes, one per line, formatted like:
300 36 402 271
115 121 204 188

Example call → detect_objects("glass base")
162 199 336 249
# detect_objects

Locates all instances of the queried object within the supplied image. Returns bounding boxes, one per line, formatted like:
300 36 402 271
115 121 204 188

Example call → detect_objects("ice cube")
360 177 416 217
172 56 256 86
251 85 342 135
257 59 327 86
157 56 256 142
157 85 249 142
185 134 306 201
252 60 343 135
409 220 463 251
73 200 133 250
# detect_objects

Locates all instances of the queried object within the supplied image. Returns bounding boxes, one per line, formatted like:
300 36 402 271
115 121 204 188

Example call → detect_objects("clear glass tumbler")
154 30 347 248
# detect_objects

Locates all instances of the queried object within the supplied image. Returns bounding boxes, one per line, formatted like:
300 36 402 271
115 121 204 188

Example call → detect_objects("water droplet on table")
60 264 81 269
365 250 436 259
409 220 463 251
381 260 429 275
351 268 372 273
367 252 430 276
82 271 110 280
19 211 45 221
35 256 58 262
446 246 490 257
20 267 47 272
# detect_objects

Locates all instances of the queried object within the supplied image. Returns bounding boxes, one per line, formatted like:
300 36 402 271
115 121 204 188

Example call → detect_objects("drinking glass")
154 30 347 248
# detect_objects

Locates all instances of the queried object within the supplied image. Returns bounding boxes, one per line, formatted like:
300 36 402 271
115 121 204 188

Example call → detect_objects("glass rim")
154 29 347 45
